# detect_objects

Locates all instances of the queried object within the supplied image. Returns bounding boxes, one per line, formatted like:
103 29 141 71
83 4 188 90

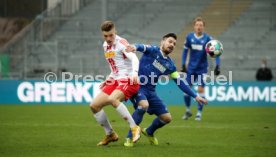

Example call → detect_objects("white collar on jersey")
160 50 168 59
193 33 204 39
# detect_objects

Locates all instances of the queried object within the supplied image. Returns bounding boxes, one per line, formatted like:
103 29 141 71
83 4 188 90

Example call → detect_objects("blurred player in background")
90 21 141 146
123 33 208 147
181 17 220 121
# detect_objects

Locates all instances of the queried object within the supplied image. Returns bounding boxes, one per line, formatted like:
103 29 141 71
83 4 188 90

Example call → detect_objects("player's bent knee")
90 103 101 113
138 100 149 110
90 105 98 113
89 101 95 108
142 106 148 111
140 104 149 110
108 97 120 108
160 115 172 123
164 116 172 123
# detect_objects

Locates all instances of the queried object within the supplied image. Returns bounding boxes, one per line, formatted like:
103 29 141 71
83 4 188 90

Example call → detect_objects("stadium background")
0 0 275 157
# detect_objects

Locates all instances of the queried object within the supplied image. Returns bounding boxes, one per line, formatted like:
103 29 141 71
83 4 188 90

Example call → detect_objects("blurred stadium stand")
0 18 30 47
218 0 276 80
0 0 275 80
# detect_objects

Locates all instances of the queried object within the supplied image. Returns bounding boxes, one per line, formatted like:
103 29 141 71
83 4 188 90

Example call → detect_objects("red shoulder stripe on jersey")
120 38 129 46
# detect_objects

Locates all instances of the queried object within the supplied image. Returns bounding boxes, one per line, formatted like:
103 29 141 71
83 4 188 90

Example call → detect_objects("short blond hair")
193 17 205 26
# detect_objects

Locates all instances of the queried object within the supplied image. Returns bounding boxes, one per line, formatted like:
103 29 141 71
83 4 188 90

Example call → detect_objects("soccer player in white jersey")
90 21 141 146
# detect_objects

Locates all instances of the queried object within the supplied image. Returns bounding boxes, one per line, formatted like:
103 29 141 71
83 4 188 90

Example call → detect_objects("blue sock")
197 96 205 112
146 118 167 136
127 107 146 138
184 94 191 111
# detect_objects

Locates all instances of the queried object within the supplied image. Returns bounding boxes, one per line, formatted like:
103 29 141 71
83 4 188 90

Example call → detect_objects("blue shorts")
130 88 169 116
186 72 206 87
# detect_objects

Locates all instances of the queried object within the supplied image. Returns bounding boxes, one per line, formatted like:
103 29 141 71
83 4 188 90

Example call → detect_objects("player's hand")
214 65 220 75
125 45 136 53
195 96 208 105
99 81 106 90
181 64 186 73
131 73 139 85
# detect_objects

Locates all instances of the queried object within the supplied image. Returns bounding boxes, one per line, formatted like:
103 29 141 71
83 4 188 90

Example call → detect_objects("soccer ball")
205 39 223 58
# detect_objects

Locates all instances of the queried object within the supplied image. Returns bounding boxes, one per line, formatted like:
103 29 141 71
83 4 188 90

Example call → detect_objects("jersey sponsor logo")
105 51 116 58
152 59 166 73
191 44 203 51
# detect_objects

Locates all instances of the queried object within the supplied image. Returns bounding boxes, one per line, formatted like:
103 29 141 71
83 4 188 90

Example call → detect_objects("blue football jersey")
135 44 177 91
184 33 212 74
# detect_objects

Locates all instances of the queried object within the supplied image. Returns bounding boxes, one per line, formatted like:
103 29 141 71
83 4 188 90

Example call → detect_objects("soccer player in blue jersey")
123 33 208 147
181 17 220 121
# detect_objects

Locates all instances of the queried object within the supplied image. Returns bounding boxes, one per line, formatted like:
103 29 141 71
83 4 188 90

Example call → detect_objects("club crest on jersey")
105 51 116 58
153 59 166 73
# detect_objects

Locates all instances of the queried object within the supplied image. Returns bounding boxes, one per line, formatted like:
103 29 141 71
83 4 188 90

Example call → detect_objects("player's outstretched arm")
170 71 208 105
125 45 136 52
125 44 153 54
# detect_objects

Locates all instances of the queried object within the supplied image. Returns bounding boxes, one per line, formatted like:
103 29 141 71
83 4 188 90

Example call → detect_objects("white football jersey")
103 35 136 80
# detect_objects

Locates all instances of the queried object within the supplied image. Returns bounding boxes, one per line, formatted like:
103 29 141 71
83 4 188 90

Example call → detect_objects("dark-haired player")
123 33 207 147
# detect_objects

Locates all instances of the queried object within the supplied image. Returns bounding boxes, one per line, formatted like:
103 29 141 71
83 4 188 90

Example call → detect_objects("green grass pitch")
0 105 275 157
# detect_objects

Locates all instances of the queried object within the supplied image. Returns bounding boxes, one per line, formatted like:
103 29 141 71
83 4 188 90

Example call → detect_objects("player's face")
102 28 116 45
161 37 176 55
194 21 204 35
